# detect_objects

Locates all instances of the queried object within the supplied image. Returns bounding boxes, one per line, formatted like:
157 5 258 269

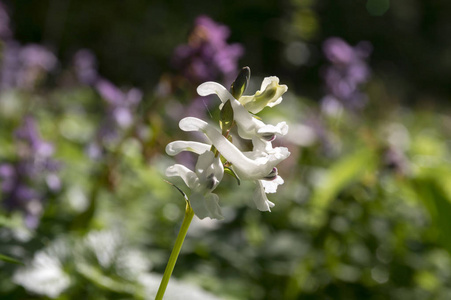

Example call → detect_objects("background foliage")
1 0 451 299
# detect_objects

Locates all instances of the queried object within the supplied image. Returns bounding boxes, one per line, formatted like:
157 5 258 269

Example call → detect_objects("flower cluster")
0 2 11 40
72 49 143 159
73 49 98 85
321 37 372 110
0 117 60 228
0 42 57 90
172 15 244 84
165 67 290 219
0 3 57 91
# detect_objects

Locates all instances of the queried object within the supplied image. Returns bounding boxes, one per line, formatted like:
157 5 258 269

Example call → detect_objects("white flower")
244 137 287 211
197 82 288 141
166 69 290 216
253 178 284 211
238 76 288 114
178 117 289 211
166 140 211 156
166 150 224 220
179 117 290 181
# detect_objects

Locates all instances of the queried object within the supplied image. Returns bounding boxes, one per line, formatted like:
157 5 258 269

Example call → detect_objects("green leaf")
0 253 24 265
309 149 377 226
412 177 451 254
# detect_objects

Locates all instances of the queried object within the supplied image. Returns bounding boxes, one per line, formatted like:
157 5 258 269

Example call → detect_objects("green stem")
155 201 194 300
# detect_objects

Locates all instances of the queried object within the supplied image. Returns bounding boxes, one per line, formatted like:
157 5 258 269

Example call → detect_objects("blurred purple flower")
1 42 57 90
15 116 55 158
71 47 142 159
95 79 142 129
85 79 142 159
321 37 372 110
0 2 11 40
0 117 61 228
172 15 244 84
73 49 98 85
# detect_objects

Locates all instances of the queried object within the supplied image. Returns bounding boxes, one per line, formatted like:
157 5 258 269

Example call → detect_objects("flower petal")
204 193 224 220
238 76 288 114
166 141 211 156
180 117 285 180
197 82 272 140
190 192 224 220
253 181 275 211
195 151 224 190
197 81 234 104
244 137 291 164
260 176 284 194
165 164 198 189
257 121 288 136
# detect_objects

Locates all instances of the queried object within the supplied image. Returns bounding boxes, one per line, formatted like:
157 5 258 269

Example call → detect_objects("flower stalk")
155 200 194 300
160 67 289 297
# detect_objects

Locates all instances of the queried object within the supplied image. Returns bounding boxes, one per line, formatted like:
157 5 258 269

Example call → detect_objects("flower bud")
238 77 288 114
230 66 251 100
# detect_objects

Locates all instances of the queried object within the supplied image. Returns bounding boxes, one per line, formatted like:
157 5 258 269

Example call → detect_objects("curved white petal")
166 141 211 156
244 137 291 163
197 81 288 140
190 192 224 220
180 117 286 180
197 82 280 141
165 164 198 190
266 97 283 108
253 181 275 211
256 122 289 141
197 82 234 104
260 176 284 194
257 122 288 136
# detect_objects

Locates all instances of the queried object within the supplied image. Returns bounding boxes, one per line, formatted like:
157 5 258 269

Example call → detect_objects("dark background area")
5 0 451 104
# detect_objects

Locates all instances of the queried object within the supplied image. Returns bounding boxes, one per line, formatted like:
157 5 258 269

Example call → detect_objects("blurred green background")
1 0 451 299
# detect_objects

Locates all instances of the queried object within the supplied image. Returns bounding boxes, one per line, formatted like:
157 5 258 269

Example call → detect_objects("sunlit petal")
253 181 275 211
165 164 198 189
166 141 211 156
260 176 284 194
180 117 285 180
238 76 288 113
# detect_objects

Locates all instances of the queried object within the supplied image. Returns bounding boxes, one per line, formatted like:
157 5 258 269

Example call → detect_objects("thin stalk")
155 201 194 300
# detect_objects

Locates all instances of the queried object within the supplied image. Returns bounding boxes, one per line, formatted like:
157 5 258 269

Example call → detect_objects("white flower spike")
165 66 289 217
197 81 288 141
179 117 290 181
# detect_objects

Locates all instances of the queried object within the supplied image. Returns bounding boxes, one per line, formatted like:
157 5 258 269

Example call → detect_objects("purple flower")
85 79 142 159
95 79 142 129
15 116 55 158
73 49 98 85
321 37 372 110
0 117 61 228
0 42 57 90
172 15 244 84
0 2 11 40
